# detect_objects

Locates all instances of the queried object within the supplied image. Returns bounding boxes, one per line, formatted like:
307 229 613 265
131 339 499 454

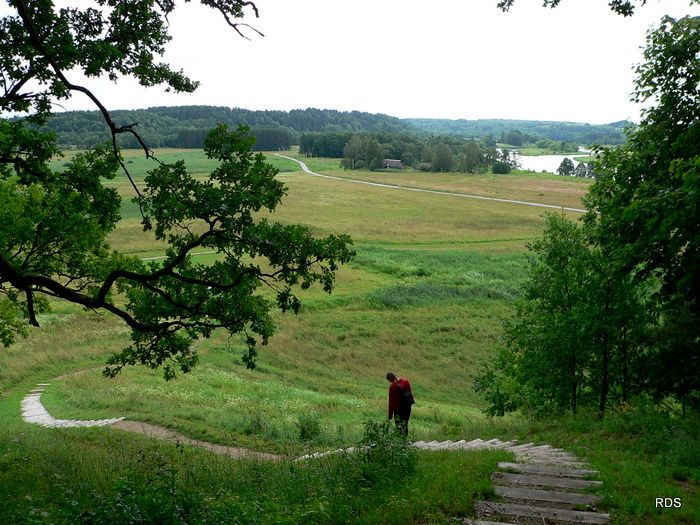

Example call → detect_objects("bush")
491 161 511 174
296 412 321 442
354 420 416 488
244 412 268 436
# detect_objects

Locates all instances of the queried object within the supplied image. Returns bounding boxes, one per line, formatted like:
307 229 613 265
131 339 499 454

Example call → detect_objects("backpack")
400 384 415 406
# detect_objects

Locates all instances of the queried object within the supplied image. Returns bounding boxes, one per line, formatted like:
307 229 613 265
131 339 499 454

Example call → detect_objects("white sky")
42 1 700 123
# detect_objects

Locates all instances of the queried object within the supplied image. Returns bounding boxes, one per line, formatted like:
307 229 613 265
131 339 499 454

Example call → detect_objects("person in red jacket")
386 371 414 436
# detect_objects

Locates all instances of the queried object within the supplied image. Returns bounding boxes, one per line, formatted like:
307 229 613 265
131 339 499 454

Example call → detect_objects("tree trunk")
621 324 629 403
571 349 577 416
598 341 609 419
598 279 612 419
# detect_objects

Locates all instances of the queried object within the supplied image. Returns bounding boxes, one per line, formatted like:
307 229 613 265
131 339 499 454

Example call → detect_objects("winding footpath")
275 154 587 214
22 382 610 524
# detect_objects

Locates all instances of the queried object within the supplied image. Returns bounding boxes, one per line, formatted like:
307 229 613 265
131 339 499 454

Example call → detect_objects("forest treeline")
39 106 628 150
406 118 629 145
40 106 413 149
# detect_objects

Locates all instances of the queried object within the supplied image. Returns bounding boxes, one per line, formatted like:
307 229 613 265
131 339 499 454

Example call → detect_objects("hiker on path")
386 371 415 435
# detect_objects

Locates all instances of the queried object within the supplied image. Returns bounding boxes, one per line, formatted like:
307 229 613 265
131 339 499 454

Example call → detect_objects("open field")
3 149 698 524
516 147 581 156
287 152 590 211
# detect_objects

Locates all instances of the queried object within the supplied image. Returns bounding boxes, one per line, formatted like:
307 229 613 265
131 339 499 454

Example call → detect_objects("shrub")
296 412 321 442
353 420 416 488
491 161 511 174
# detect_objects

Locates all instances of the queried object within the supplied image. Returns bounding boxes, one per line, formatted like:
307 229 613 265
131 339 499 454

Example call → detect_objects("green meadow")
3 149 698 524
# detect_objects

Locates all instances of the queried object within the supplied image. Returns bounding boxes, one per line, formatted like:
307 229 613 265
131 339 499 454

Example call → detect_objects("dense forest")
39 106 628 150
406 118 629 145
40 107 415 149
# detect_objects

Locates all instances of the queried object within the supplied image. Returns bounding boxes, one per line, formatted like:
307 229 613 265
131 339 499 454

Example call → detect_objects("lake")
517 152 584 174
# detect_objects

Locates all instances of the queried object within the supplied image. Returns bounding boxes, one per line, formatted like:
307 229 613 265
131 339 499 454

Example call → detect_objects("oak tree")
0 0 354 378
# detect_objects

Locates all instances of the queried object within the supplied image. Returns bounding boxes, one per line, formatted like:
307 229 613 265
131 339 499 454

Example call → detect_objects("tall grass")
0 418 509 525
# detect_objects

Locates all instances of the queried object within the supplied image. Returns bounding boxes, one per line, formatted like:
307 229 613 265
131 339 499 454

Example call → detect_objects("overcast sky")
55 0 700 124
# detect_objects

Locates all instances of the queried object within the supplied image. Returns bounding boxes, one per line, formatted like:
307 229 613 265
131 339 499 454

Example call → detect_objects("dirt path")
112 420 281 460
276 154 587 213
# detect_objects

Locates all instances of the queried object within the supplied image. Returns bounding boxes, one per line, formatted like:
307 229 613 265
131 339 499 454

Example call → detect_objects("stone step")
523 444 554 452
490 440 516 449
498 462 598 478
521 453 585 462
462 518 518 525
494 485 603 507
462 438 485 449
520 447 576 455
522 458 590 468
519 451 579 461
475 501 609 524
506 442 535 452
492 472 602 491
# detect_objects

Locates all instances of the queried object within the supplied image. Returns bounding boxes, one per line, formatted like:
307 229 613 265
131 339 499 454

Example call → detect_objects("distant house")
382 159 405 169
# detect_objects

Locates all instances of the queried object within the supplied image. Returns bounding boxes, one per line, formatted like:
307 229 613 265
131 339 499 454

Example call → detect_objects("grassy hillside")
2 150 697 524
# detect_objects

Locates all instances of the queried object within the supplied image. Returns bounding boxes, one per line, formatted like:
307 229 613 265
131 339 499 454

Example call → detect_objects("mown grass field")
3 148 698 524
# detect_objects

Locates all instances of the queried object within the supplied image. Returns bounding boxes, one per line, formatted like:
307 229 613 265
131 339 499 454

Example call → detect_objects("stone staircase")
297 438 610 524
463 442 609 525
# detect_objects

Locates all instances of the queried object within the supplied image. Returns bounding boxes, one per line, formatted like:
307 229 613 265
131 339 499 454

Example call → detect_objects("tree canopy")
496 0 699 16
0 0 354 378
478 14 700 416
584 15 700 408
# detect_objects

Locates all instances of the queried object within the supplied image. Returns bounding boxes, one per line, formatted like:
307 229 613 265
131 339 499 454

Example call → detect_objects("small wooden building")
382 159 405 169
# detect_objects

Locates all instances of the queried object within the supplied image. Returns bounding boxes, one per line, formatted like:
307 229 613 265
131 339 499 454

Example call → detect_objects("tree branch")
0 249 157 332
202 0 263 39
